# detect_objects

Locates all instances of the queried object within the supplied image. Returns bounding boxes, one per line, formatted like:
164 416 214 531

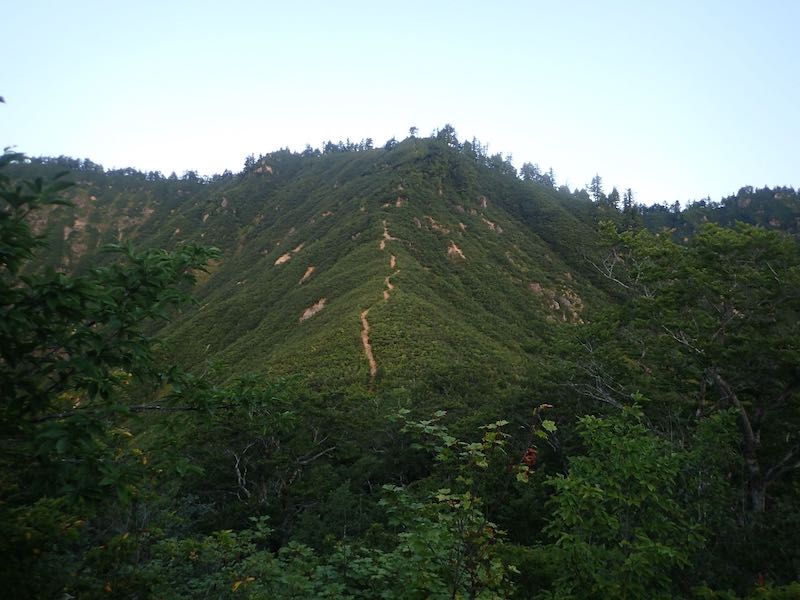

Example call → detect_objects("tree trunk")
712 372 766 514
749 480 766 514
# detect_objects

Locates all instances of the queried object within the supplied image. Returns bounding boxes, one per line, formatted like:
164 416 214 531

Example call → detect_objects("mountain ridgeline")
20 136 610 394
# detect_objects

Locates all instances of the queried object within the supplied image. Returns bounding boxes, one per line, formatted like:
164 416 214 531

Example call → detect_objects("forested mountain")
14 136 608 396
640 186 800 239
2 132 799 599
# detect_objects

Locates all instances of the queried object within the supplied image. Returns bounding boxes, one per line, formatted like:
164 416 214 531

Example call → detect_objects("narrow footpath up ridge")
360 308 377 384
383 254 398 301
361 221 401 387
379 220 396 251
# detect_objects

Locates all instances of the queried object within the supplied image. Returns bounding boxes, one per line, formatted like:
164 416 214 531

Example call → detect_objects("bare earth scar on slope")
275 242 305 265
299 298 326 322
447 240 466 260
299 266 315 284
529 282 584 323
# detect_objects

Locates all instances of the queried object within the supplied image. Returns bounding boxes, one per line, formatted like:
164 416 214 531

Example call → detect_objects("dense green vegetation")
2 130 799 598
12 133 604 395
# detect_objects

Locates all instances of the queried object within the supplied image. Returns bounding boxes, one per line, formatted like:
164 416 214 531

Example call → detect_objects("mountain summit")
25 136 605 392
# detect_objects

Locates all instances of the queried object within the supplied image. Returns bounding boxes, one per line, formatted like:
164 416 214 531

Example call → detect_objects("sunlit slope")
150 140 602 389
22 139 606 389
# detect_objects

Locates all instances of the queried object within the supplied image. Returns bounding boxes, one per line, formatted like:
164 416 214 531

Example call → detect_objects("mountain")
6 134 800 598
641 184 800 239
19 137 609 395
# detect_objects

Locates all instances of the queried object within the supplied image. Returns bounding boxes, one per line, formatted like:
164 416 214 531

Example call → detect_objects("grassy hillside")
19 138 608 392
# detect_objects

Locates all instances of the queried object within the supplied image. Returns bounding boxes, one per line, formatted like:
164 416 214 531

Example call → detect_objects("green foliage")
695 582 800 599
0 497 85 599
0 152 73 271
565 221 800 589
641 186 800 240
2 241 218 420
582 221 800 507
69 412 552 599
0 152 220 595
5 136 800 597
545 406 704 599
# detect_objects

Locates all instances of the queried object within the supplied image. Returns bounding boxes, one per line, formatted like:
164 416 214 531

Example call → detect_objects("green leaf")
55 436 68 455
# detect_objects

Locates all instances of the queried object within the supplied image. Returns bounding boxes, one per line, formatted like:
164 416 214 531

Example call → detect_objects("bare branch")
568 381 624 409
696 375 708 418
764 445 800 483
765 261 782 284
584 253 631 291
296 446 336 466
229 442 257 500
713 372 761 481
662 325 704 355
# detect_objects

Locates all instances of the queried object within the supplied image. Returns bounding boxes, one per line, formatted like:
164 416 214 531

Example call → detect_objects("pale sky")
2 0 798 205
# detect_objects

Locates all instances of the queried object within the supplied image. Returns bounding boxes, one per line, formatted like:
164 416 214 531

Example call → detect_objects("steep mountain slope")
20 138 607 391
8 139 800 599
